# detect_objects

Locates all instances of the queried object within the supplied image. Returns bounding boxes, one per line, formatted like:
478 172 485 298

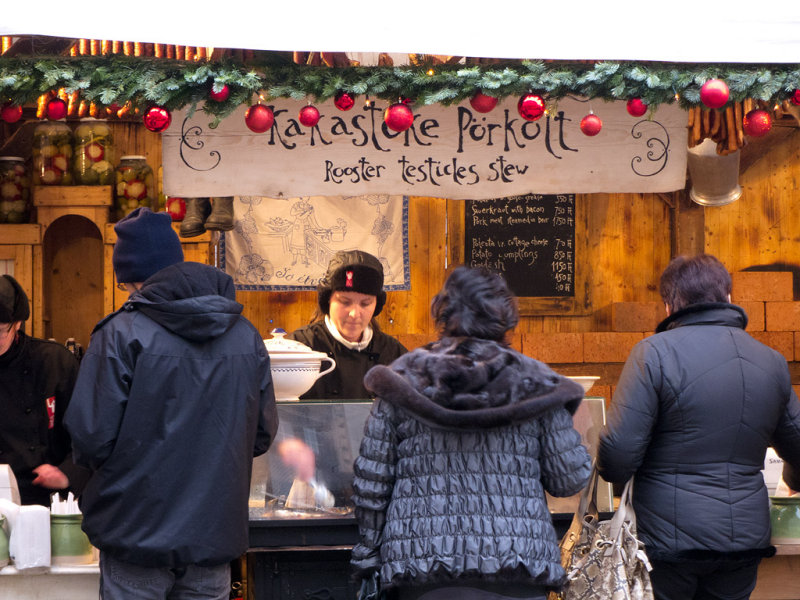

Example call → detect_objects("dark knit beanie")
317 250 386 316
0 274 30 323
113 207 184 283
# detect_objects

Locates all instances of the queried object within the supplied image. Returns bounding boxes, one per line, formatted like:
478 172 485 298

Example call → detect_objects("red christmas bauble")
791 89 800 106
166 197 187 221
209 83 230 103
517 94 546 121
46 98 68 120
626 98 648 117
143 106 172 132
334 91 355 111
299 105 321 127
384 103 414 132
470 92 498 113
700 79 729 109
0 102 23 123
580 113 603 136
245 103 274 133
742 109 772 137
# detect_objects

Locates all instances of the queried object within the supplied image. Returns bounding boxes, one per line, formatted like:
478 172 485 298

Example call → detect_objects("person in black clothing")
598 254 800 600
0 274 88 506
288 249 407 400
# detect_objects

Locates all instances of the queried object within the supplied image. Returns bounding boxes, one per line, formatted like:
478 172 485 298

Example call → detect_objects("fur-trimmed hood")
363 336 584 429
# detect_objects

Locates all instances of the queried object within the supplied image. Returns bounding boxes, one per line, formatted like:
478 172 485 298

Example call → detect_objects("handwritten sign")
162 98 688 200
464 194 575 297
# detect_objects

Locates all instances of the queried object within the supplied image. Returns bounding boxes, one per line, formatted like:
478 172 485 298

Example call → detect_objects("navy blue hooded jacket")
65 262 278 567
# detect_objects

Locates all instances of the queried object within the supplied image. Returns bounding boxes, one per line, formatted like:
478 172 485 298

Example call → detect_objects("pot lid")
264 328 328 358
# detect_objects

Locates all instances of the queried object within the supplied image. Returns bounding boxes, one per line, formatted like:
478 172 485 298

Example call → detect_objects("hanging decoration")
742 109 772 137
384 102 414 132
143 105 172 132
791 90 800 106
298 104 321 127
0 102 22 123
517 93 545 121
2 56 800 125
699 79 729 109
209 83 230 102
626 98 648 117
580 112 603 136
244 103 274 133
46 97 68 120
469 92 499 113
334 91 355 111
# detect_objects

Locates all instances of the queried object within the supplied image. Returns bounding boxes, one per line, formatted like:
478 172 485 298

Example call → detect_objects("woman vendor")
287 249 407 400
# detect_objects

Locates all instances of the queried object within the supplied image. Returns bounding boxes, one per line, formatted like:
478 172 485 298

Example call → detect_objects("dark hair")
659 254 732 312
431 266 518 341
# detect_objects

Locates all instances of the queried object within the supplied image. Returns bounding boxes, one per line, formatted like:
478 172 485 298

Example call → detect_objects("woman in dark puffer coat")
351 266 592 600
598 254 800 600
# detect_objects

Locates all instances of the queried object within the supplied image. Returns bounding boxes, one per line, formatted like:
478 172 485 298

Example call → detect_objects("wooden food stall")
2 14 800 599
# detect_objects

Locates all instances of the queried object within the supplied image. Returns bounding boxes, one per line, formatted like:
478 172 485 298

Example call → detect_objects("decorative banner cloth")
163 97 688 200
221 195 409 291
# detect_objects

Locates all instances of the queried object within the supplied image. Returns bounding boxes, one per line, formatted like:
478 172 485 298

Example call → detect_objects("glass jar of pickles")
73 120 114 185
0 157 31 223
32 121 74 185
115 156 155 219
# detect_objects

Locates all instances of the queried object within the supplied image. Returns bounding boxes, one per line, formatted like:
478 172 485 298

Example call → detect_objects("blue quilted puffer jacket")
351 337 592 591
598 303 800 563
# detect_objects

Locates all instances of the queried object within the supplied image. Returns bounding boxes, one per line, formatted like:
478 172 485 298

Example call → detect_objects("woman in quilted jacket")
351 266 592 600
598 254 800 600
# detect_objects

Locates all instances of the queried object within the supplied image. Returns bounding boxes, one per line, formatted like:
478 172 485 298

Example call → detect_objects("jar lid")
0 156 24 161
264 328 328 358
120 155 147 161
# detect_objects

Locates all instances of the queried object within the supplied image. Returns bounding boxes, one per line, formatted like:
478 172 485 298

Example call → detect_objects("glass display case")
248 397 611 526
249 401 373 522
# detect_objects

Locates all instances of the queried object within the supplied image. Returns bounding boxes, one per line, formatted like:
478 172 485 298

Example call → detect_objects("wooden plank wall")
705 129 800 273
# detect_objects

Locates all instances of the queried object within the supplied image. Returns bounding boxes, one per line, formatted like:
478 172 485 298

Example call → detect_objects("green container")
0 515 8 568
770 496 800 544
50 514 93 565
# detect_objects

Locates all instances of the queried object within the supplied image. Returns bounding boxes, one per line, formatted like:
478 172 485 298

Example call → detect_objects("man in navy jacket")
66 208 278 600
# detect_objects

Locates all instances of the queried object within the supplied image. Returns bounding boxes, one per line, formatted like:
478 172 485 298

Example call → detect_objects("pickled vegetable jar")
32 121 74 185
73 120 114 185
115 156 155 219
0 157 31 223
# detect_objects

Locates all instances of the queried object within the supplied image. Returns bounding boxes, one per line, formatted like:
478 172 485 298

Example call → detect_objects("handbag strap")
574 460 601 523
608 476 636 541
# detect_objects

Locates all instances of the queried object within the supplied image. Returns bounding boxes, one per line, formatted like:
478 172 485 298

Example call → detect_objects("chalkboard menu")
464 194 575 298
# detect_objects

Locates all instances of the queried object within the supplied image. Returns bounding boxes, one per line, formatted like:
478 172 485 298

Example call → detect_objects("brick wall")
521 271 800 404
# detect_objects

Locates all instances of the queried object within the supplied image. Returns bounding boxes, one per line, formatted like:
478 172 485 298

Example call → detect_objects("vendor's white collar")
325 315 373 351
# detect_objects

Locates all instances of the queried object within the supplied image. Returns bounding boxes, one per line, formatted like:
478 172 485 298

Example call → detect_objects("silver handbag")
560 467 653 600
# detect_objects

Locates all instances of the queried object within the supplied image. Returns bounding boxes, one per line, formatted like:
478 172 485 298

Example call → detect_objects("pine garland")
1 54 799 120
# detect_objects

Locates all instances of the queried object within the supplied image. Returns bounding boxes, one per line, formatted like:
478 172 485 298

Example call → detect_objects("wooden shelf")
0 224 41 245
33 185 112 207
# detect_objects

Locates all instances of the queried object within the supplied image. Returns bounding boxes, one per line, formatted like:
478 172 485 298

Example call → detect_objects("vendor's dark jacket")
351 337 591 591
288 320 407 400
598 302 800 563
0 332 87 506
65 262 278 568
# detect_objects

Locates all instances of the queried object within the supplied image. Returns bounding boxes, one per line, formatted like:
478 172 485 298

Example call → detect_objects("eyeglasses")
1 323 16 335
